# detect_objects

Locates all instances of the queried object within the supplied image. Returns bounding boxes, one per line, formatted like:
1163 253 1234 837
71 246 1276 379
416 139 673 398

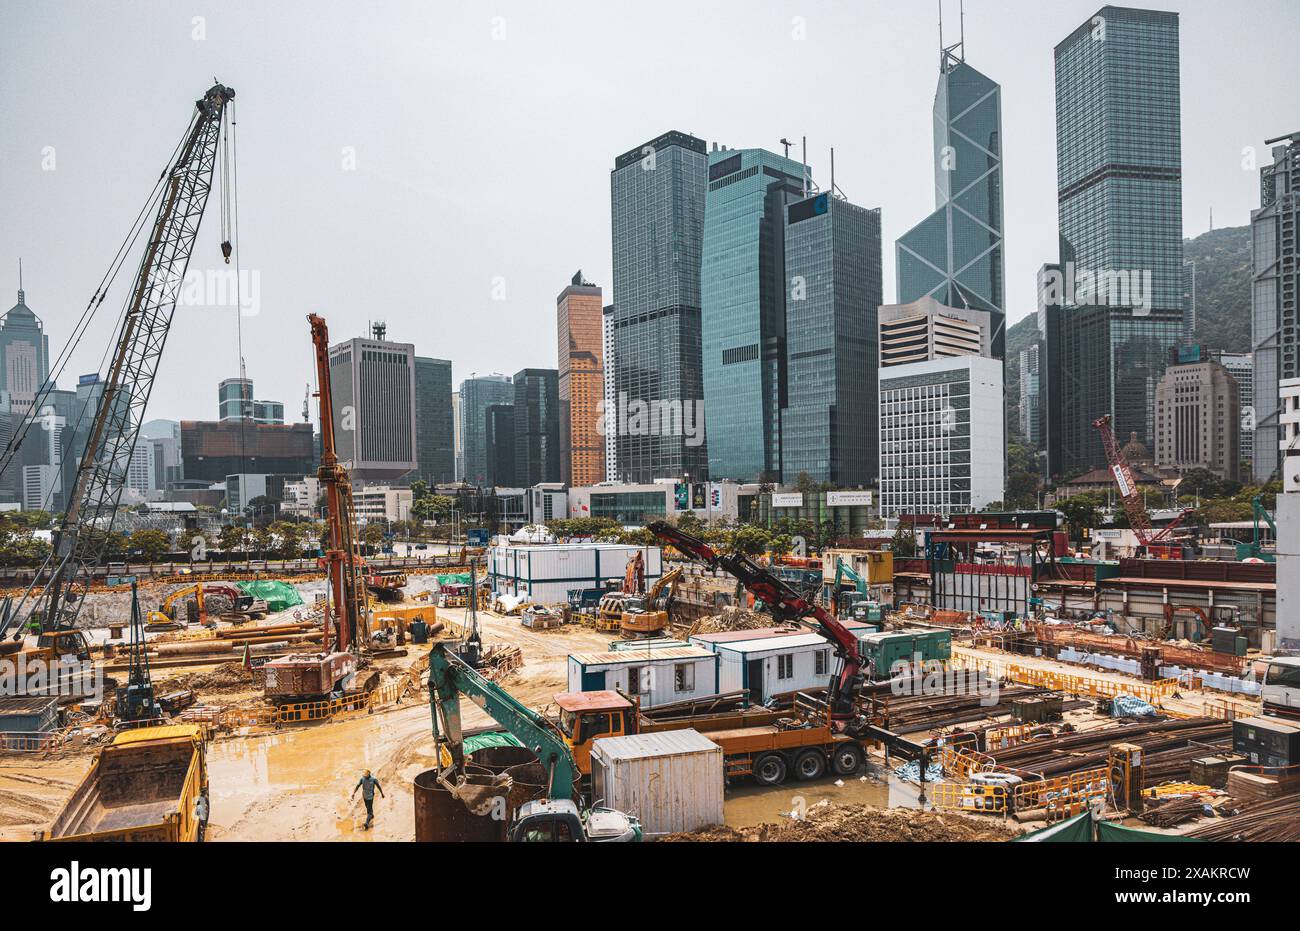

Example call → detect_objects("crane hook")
220 241 233 264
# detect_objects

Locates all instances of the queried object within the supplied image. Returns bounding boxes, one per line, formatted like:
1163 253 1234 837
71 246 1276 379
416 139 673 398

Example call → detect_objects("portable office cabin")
691 622 881 704
566 646 718 709
857 627 953 677
489 542 662 605
0 696 59 733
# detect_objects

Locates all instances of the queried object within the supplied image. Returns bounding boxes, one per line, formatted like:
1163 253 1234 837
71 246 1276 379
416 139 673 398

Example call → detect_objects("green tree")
127 528 172 562
889 523 917 558
361 523 387 546
218 524 247 554
409 479 430 501
1056 493 1105 540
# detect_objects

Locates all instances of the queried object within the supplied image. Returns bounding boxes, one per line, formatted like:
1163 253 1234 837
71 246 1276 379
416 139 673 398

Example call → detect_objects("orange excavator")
596 551 644 633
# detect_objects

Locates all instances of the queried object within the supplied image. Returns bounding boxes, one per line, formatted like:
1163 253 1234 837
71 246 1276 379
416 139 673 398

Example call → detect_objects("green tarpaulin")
434 573 473 586
464 731 524 755
1014 812 1204 843
236 580 305 613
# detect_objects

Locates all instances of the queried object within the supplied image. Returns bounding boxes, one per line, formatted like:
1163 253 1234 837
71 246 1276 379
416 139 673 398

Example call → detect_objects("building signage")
771 493 804 508
827 491 873 507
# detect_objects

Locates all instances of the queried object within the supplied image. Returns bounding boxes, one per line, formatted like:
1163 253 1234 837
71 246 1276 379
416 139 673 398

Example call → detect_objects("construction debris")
687 606 774 636
662 803 1021 842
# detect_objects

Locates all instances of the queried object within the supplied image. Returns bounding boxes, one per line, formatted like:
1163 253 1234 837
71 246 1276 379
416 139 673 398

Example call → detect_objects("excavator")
832 558 883 625
618 566 682 638
427 642 641 841
1235 495 1277 563
146 582 268 628
595 551 645 633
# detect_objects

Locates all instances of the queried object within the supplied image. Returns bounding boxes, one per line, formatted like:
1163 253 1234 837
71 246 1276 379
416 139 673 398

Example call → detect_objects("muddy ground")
664 802 1024 842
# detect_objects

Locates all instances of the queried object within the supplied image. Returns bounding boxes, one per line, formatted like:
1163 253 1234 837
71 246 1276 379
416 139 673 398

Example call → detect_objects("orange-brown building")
557 271 605 487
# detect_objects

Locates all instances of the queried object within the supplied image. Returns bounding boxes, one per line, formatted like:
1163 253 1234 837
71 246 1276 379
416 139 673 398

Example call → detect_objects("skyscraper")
556 271 605 487
460 374 513 487
327 326 417 481
513 367 560 486
485 403 516 488
782 191 882 487
701 145 809 481
413 357 454 485
895 43 1005 359
1046 6 1184 476
1251 132 1299 481
610 130 709 483
0 273 50 416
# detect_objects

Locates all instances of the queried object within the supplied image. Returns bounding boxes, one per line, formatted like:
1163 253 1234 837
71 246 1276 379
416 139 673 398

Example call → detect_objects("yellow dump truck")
42 724 208 842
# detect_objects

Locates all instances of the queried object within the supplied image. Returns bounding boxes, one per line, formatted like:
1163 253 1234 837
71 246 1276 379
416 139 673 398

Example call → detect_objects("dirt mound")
688 606 776 636
663 803 1020 843
159 661 253 693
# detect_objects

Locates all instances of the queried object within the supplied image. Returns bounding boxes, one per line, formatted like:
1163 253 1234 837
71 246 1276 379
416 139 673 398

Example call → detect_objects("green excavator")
832 558 883 625
426 642 641 842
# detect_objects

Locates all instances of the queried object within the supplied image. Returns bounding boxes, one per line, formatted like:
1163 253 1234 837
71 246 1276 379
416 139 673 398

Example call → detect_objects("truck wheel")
752 753 787 786
794 749 827 781
831 743 864 776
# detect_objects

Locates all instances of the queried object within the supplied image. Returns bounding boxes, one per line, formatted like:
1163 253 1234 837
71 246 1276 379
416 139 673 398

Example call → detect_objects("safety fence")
984 722 1050 751
1013 767 1110 817
1200 696 1262 721
930 781 1009 815
939 744 997 779
0 730 68 753
1005 664 1178 705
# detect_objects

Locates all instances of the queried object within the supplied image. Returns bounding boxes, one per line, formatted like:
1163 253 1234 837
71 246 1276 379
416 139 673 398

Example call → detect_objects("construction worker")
351 769 385 829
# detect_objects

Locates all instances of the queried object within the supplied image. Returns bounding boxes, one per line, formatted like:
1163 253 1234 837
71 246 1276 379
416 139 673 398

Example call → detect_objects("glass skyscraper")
413 356 454 485
610 130 709 483
459 374 513 487
701 146 808 481
1046 6 1184 476
512 367 560 486
782 192 882 486
896 48 1005 359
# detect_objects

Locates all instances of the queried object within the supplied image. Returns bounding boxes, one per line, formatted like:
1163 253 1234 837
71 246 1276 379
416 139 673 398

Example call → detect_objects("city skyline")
2 1 1292 425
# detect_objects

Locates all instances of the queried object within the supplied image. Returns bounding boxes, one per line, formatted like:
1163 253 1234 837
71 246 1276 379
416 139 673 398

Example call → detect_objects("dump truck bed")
45 725 205 842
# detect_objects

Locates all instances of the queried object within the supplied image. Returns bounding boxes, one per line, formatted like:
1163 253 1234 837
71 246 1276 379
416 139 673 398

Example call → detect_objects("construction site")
0 75 1296 859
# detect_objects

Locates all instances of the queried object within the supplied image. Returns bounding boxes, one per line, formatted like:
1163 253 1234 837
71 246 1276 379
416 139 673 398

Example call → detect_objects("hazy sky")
2 0 1296 426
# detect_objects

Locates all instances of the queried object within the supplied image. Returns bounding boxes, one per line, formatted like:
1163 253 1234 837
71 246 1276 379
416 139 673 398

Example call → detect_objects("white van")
1262 656 1300 718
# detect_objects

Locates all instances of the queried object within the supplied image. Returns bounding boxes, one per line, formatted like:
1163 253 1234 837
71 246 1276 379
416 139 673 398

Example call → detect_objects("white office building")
878 355 1004 517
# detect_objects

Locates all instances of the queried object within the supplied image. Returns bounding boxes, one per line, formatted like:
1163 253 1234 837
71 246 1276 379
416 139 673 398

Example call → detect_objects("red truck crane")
645 522 865 727
1092 414 1190 558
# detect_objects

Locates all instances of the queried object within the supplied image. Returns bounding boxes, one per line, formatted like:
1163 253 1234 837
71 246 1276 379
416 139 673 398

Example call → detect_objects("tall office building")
218 377 284 424
513 367 560 487
484 403 516 487
1019 343 1043 446
413 357 454 485
895 43 1006 359
180 421 315 483
879 296 991 367
1182 262 1197 345
1220 352 1254 466
1046 7 1185 476
610 130 709 483
1154 359 1239 481
601 304 617 483
0 274 50 415
781 191 882 486
701 145 809 481
460 374 513 487
1251 132 1300 481
556 271 605 487
327 326 417 481
879 355 1005 517
452 390 463 481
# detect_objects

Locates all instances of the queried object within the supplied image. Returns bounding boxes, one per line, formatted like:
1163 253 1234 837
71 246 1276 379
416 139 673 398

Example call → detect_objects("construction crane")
646 521 866 727
1092 414 1189 558
1 82 236 638
308 313 368 653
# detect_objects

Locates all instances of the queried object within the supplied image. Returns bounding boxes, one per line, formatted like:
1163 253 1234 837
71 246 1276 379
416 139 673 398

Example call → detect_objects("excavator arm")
428 642 578 799
646 522 864 724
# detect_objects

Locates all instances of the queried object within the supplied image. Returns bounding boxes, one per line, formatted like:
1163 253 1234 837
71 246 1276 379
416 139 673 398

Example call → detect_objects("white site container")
566 646 719 709
589 729 724 836
488 542 662 605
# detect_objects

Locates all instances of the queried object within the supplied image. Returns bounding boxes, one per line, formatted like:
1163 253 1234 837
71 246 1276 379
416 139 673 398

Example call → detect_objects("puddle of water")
724 761 925 827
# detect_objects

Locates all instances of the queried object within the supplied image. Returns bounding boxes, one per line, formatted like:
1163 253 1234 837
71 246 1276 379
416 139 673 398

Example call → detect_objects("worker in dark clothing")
351 770 385 829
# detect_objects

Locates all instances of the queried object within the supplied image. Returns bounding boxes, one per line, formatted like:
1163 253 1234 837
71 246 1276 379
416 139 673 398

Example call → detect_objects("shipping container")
488 542 662 605
0 695 59 733
567 647 718 709
589 729 723 836
857 627 952 677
